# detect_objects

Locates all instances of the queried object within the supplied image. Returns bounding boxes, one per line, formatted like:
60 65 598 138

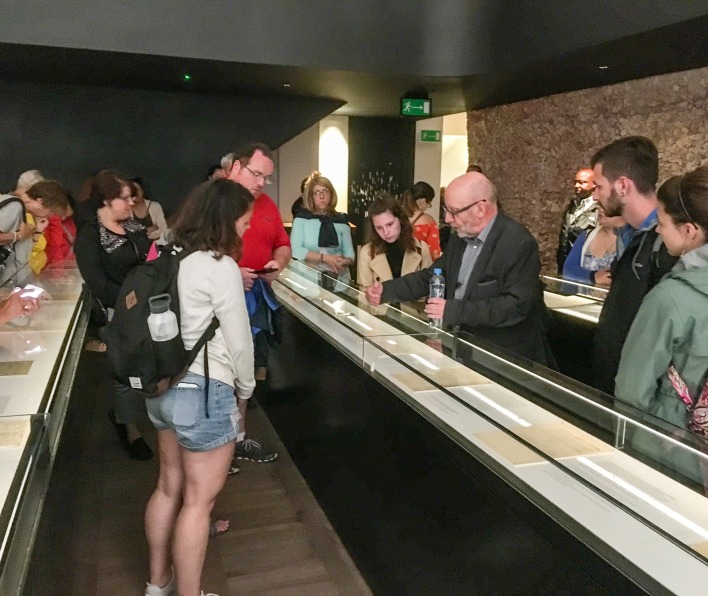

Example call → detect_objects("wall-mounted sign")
420 130 441 142
401 97 431 117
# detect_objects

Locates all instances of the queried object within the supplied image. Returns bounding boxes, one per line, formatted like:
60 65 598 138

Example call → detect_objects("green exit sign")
400 97 431 116
420 130 441 142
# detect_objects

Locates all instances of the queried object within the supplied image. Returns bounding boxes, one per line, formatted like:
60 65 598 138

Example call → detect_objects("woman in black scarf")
290 171 354 282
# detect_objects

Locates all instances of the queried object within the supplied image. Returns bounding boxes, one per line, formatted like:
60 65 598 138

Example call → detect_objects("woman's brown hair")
171 179 253 260
367 193 416 259
401 181 435 218
658 166 708 234
26 180 71 215
83 170 128 211
303 171 337 214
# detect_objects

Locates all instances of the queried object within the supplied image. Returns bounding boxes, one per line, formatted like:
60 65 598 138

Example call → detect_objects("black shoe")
129 437 153 460
108 409 128 445
235 439 277 463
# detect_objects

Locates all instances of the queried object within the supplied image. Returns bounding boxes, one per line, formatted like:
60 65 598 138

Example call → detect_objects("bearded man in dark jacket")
590 137 677 395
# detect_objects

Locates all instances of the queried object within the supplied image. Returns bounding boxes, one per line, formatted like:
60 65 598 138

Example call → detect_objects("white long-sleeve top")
178 251 255 399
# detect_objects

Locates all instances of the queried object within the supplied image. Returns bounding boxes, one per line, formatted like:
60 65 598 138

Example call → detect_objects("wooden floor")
25 351 371 596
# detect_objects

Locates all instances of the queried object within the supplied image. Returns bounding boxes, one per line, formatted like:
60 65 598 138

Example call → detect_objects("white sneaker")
201 592 219 596
145 574 176 596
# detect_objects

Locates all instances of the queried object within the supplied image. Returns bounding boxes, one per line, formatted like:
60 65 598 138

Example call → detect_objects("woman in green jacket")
615 165 708 489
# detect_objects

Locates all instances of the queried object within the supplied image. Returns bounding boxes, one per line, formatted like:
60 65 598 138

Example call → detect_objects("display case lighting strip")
323 299 346 314
577 457 708 540
464 387 532 427
410 354 440 371
281 277 307 291
344 314 374 331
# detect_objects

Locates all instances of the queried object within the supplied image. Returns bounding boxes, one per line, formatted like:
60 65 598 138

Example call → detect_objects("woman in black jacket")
75 170 153 459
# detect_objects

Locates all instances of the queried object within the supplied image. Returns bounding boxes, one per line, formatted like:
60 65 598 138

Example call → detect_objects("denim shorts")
146 372 241 452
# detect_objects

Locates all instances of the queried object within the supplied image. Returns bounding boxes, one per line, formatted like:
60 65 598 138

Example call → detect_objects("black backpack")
105 245 219 407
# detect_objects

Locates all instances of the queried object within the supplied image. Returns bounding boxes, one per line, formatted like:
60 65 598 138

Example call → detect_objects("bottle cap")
433 268 442 275
148 293 172 314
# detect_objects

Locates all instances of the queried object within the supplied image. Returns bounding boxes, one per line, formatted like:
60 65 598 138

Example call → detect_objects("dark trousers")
254 330 269 368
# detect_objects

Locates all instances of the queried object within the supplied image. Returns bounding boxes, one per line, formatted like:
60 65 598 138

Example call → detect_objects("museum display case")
542 275 607 324
0 262 88 593
273 260 708 594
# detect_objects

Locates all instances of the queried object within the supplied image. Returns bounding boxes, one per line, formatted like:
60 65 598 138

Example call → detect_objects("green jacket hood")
669 243 708 296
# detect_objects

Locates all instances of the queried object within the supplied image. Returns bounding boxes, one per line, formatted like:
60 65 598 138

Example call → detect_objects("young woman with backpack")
143 179 255 596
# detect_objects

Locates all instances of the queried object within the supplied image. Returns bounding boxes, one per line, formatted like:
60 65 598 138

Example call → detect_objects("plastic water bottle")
428 268 445 328
147 294 179 342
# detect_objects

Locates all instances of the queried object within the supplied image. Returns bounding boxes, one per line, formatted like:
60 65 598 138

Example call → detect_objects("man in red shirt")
227 143 291 468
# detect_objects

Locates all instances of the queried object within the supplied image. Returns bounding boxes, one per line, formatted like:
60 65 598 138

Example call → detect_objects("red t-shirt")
238 193 290 269
45 214 77 266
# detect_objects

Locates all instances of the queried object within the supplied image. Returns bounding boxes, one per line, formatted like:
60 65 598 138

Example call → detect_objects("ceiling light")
599 65 608 70
283 83 291 87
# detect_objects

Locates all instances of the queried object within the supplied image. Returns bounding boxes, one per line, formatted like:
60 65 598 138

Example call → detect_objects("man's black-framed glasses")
442 199 486 218
244 165 273 185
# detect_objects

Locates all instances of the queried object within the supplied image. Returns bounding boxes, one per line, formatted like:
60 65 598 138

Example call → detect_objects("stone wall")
467 66 708 274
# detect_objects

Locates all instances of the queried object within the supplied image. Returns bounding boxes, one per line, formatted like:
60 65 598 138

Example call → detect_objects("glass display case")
0 262 88 593
542 275 607 324
274 261 708 594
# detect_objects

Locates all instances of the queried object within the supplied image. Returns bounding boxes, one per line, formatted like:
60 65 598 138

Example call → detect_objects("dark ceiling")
1 11 707 117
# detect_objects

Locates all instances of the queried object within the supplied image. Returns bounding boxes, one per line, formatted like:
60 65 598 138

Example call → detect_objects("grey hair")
220 152 236 172
17 169 44 189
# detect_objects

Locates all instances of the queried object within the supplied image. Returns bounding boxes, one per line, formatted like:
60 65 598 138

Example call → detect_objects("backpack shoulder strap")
0 195 25 215
185 317 220 367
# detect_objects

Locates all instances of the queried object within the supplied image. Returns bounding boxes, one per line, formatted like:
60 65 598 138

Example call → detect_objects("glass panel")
275 261 439 365
0 258 86 588
0 262 86 417
543 274 608 301
363 330 708 565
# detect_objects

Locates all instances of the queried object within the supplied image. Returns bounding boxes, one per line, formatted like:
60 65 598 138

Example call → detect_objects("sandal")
85 339 107 352
209 518 230 538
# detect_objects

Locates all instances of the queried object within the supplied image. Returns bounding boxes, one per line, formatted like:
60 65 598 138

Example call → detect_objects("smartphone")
21 284 45 299
252 267 278 275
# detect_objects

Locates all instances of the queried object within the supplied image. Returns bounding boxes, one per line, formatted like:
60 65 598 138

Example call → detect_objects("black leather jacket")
556 196 598 274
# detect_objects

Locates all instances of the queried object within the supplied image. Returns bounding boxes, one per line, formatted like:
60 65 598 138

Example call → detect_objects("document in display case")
0 261 88 593
274 260 708 595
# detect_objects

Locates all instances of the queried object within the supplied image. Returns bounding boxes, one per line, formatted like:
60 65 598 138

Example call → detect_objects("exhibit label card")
0 418 30 448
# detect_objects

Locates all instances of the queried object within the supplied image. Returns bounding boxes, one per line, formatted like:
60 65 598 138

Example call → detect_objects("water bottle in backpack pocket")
147 293 186 384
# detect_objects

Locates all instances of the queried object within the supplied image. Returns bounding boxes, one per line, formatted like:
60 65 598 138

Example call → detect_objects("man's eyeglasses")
442 199 486 219
244 165 273 185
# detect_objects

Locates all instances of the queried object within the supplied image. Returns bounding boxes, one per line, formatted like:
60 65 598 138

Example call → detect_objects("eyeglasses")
442 199 486 219
244 165 273 185
312 189 330 197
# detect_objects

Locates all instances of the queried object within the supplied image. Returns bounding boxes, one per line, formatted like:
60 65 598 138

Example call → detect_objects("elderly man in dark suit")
365 172 554 367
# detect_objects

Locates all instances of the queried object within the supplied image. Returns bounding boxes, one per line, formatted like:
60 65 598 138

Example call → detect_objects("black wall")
0 79 340 215
347 117 415 247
